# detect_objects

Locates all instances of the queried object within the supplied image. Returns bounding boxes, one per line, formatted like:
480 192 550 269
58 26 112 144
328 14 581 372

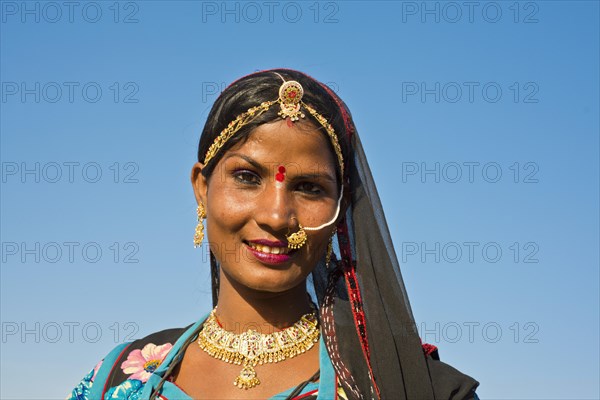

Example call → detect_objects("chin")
230 266 307 295
252 273 305 294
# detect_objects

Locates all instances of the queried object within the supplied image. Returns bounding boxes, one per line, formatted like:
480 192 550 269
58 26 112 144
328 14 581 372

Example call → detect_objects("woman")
67 69 480 399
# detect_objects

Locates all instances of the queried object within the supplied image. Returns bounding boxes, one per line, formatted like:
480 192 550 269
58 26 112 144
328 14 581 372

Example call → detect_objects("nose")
252 183 294 235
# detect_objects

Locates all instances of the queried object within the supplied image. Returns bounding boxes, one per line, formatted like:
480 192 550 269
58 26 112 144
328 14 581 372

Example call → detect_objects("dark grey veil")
308 75 480 400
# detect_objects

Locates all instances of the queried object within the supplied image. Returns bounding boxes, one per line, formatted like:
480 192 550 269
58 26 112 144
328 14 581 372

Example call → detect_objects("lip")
244 242 295 265
247 238 288 247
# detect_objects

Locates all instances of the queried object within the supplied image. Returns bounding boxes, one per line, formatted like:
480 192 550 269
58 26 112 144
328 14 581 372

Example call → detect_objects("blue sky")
1 1 598 398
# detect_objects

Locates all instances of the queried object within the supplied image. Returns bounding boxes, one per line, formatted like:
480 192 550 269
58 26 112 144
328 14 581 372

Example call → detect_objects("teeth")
248 242 289 255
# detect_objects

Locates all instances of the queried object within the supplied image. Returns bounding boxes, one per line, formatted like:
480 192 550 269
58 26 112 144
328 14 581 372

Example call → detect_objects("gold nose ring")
286 217 307 250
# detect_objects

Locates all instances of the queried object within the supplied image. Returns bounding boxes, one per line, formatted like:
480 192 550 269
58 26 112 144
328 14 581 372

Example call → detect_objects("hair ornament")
203 77 344 180
278 81 305 121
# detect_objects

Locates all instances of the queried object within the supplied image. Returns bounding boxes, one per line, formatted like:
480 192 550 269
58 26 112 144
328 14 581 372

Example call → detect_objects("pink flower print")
91 359 103 382
120 342 173 383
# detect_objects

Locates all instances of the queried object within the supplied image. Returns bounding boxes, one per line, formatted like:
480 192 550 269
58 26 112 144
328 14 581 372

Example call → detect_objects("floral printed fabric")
66 342 172 400
66 368 94 400
67 360 103 399
105 379 144 400
121 343 173 383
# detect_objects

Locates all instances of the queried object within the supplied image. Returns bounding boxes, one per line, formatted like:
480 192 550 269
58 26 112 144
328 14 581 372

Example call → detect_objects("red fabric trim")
100 343 132 398
292 388 319 399
337 219 381 399
421 342 438 356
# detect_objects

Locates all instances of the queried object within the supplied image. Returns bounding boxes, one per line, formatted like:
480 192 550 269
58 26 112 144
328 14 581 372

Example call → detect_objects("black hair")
197 69 353 188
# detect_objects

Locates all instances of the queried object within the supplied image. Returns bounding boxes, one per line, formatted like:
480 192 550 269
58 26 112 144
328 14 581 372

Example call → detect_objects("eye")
297 182 323 195
233 170 261 185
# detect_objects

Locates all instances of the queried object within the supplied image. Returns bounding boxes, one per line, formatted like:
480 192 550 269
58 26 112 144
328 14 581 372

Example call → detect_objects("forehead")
225 120 337 171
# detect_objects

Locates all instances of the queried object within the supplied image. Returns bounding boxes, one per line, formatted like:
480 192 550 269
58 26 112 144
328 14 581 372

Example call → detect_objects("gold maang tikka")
202 76 345 251
197 307 320 390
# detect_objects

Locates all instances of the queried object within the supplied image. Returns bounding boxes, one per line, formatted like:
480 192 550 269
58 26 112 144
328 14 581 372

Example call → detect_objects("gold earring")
194 202 206 248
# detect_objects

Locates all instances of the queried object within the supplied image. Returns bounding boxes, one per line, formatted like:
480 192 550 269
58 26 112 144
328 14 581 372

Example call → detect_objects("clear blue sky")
1 1 598 398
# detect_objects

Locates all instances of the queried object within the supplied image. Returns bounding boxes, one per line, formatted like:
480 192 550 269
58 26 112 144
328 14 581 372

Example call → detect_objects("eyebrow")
224 153 267 174
224 153 337 182
294 172 337 183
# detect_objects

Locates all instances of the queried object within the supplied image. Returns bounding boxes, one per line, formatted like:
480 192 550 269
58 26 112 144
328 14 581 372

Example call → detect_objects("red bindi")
275 165 286 182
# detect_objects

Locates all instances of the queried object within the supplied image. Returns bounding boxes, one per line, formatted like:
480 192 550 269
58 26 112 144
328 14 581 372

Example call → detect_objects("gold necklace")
197 308 320 390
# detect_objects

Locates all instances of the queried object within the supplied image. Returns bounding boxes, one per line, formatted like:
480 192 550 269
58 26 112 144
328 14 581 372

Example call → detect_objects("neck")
214 269 314 334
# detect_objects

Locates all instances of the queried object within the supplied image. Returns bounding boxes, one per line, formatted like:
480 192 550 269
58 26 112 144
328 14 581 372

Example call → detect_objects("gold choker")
197 308 320 390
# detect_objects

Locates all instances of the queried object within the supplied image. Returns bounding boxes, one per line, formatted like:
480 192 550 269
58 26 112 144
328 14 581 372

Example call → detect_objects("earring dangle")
194 202 206 248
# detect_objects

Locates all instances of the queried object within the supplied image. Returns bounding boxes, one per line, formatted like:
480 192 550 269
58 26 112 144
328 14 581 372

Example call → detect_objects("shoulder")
66 325 193 400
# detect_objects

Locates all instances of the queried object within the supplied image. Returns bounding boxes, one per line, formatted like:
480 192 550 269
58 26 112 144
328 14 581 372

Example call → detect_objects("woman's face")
191 119 340 293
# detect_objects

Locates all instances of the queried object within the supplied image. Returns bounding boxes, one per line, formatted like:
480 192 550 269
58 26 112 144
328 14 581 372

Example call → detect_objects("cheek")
205 182 258 237
209 176 261 207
